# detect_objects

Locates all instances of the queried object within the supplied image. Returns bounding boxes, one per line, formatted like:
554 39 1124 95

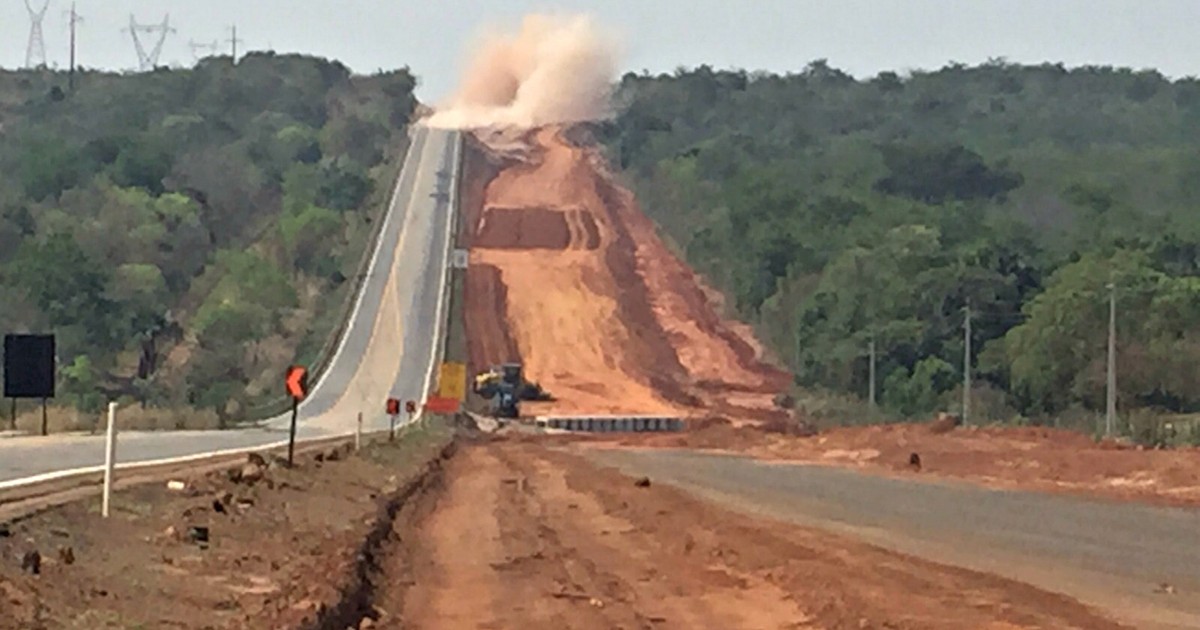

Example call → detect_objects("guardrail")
535 416 687 433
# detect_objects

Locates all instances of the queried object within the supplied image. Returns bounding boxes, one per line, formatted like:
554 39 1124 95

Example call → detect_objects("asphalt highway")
0 125 460 483
589 449 1200 630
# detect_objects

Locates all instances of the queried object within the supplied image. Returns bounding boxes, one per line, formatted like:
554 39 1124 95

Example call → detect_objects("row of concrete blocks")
535 416 686 433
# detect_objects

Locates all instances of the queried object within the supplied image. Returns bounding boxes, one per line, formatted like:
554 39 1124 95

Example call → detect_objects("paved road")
0 125 461 483
588 449 1200 630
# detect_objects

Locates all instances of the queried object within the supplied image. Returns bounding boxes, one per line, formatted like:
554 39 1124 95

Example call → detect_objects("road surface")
588 448 1200 630
0 125 461 483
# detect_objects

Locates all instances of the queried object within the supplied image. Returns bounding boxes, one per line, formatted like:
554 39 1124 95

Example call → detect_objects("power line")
188 39 220 62
25 0 50 70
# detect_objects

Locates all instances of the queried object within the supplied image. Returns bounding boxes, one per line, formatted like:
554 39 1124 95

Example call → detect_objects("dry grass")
8 405 221 435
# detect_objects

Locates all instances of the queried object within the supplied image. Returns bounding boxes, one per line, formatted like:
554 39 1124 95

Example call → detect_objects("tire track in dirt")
381 439 1126 629
391 446 505 629
496 446 814 629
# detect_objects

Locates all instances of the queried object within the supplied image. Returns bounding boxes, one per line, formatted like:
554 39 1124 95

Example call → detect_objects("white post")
102 401 118 518
355 412 362 452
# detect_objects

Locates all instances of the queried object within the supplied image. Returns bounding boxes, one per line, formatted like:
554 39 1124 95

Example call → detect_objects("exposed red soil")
463 126 790 419
464 263 521 366
0 428 454 629
385 439 1126 630
457 124 1200 509
476 206 571 249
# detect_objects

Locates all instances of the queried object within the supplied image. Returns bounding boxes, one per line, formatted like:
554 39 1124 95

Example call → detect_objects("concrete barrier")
533 416 685 434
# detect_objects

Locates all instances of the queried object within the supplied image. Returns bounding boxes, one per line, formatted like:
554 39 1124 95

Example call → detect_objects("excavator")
472 363 552 420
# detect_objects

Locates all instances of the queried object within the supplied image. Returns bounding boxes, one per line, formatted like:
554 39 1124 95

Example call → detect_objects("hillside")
601 61 1200 441
0 54 417 427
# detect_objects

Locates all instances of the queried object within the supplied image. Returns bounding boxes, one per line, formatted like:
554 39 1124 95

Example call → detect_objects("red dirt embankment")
463 126 790 419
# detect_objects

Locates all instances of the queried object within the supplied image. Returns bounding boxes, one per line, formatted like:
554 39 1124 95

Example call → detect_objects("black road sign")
4 334 55 399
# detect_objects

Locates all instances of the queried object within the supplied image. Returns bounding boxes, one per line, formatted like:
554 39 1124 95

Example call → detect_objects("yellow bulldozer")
472 363 552 419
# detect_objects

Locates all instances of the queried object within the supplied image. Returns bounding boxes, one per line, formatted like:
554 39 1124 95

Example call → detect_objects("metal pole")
68 3 79 92
868 337 876 409
287 398 297 466
389 413 396 441
355 412 362 452
963 300 972 426
40 398 47 436
9 399 15 431
1106 283 1117 437
102 402 117 518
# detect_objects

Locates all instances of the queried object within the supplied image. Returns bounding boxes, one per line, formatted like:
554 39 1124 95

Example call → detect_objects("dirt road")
462 126 791 420
383 438 1124 630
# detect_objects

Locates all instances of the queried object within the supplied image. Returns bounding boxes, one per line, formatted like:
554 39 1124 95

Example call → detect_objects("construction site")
4 124 1199 630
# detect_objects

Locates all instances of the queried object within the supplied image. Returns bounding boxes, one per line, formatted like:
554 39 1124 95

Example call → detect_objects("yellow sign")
437 362 467 401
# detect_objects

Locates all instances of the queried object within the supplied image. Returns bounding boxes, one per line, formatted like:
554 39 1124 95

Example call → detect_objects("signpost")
451 248 469 269
386 397 400 440
284 365 308 466
437 362 467 401
3 334 56 434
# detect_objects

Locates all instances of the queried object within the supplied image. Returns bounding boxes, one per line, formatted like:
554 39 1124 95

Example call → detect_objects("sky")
2 0 1199 102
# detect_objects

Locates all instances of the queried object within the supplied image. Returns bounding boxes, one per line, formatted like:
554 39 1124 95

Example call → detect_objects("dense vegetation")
601 61 1200 438
0 54 417 424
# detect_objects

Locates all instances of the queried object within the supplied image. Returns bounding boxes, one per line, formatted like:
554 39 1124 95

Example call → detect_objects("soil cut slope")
463 126 791 419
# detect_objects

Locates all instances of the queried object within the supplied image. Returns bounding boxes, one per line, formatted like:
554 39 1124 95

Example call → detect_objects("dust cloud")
426 14 620 130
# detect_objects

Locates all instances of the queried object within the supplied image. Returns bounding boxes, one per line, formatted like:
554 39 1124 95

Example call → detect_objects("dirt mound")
476 206 571 249
464 264 521 367
462 126 790 421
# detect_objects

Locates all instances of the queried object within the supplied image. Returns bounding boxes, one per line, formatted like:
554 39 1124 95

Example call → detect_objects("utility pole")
1106 283 1117 437
868 337 877 409
24 0 50 70
66 3 82 91
963 299 972 425
227 25 244 64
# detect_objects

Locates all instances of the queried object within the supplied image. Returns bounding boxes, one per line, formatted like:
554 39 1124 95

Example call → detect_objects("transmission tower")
25 0 50 69
124 14 176 71
188 39 220 62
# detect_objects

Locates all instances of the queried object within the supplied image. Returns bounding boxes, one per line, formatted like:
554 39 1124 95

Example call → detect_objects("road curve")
589 449 1200 630
0 125 461 483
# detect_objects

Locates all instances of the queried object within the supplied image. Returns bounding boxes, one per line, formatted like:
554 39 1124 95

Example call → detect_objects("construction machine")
472 363 553 420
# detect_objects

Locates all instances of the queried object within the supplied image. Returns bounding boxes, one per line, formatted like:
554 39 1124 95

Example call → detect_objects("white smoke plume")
426 14 620 129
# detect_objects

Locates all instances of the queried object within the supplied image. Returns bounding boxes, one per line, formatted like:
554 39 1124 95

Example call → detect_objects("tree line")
0 54 417 424
600 60 1200 439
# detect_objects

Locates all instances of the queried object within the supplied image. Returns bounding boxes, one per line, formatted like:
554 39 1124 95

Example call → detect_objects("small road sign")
405 400 417 414
438 362 467 401
386 398 400 415
451 248 468 269
285 365 308 401
284 365 308 467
